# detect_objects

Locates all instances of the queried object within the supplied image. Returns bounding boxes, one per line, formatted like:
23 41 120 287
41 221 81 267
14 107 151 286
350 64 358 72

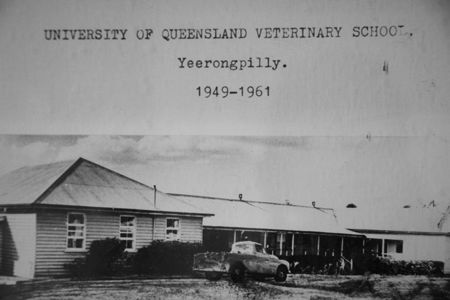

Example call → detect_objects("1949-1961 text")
197 86 270 99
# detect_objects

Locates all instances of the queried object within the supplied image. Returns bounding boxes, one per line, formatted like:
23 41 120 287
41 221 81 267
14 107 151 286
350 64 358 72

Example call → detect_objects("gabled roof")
0 160 73 205
335 207 450 234
169 194 362 237
0 158 211 216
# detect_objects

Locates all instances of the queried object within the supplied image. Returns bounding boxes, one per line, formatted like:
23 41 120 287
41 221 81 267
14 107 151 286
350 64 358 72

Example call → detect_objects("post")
292 234 295 256
263 232 267 248
381 239 385 257
341 237 344 256
317 235 320 256
233 230 237 243
153 185 157 207
279 233 283 256
152 216 156 240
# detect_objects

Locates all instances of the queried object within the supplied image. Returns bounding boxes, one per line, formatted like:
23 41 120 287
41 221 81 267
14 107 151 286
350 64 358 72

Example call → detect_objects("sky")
1 134 449 212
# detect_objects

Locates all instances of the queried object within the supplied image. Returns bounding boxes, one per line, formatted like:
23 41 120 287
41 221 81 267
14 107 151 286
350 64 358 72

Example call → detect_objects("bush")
354 253 444 276
133 240 205 275
64 238 127 278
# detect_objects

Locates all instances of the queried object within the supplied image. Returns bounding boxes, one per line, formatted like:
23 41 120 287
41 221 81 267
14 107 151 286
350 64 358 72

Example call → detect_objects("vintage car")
193 241 290 282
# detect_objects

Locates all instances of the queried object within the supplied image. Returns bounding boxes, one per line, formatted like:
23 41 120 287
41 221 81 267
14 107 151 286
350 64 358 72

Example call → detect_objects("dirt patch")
1 275 449 300
280 274 450 299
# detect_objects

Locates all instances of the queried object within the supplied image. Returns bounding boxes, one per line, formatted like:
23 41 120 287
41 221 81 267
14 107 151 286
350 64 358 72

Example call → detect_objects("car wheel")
205 272 222 281
229 263 245 282
274 265 288 282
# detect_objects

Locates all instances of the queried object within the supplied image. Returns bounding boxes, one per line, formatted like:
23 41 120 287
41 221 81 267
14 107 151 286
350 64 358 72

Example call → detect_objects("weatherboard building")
169 194 364 260
1 158 449 278
0 158 212 278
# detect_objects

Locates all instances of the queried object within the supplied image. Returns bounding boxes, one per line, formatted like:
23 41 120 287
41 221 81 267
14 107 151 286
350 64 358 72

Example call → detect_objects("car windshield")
232 242 266 254
255 244 266 254
233 243 253 254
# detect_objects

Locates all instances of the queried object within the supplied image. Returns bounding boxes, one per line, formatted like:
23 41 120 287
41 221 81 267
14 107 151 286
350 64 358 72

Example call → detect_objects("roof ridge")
168 193 334 210
78 158 154 190
33 158 85 204
168 193 246 202
33 157 159 205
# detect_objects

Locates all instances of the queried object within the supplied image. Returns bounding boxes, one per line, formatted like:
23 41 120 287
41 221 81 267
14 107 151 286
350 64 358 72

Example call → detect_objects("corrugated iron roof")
169 194 362 236
0 158 210 216
335 207 449 233
0 160 73 205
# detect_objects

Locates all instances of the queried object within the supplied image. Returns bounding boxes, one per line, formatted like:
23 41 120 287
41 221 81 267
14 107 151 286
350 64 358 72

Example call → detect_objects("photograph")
0 135 449 299
1 0 450 299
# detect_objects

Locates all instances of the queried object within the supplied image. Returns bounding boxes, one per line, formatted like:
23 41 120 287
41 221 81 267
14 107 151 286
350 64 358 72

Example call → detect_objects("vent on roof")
346 203 357 208
239 194 243 200
154 185 157 207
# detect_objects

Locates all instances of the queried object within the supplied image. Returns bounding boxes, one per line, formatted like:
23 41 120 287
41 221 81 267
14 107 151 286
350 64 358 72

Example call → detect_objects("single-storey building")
0 158 212 278
336 206 450 273
168 194 364 266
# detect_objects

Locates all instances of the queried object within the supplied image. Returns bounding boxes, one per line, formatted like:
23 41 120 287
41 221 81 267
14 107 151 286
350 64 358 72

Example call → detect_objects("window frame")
119 215 137 251
385 239 404 254
166 218 181 241
66 213 86 252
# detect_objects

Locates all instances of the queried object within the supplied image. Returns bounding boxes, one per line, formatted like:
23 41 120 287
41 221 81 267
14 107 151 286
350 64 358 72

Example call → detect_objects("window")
396 241 403 253
166 218 180 240
120 216 136 250
67 213 85 250
385 239 403 254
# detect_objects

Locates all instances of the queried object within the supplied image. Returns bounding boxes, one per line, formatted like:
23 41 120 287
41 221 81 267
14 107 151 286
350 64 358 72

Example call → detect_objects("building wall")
0 214 36 278
35 210 203 277
444 236 450 274
0 219 3 272
147 215 202 242
365 233 447 261
180 217 203 242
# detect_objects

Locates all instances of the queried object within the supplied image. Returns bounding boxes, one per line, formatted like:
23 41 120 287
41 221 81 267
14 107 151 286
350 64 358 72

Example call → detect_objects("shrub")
354 253 444 276
133 240 205 275
64 238 127 278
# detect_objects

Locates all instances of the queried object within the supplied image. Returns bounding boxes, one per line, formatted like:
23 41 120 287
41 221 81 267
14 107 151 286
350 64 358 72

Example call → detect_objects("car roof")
233 241 262 246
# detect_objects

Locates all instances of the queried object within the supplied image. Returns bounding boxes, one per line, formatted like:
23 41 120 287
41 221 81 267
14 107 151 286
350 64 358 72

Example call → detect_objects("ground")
1 274 449 300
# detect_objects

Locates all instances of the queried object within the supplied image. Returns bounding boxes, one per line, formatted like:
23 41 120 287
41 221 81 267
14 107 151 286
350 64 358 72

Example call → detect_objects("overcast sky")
1 134 449 212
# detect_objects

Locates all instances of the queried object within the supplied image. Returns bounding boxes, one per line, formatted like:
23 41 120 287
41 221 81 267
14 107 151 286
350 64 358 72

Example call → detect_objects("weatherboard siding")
180 217 203 242
0 214 36 278
153 216 167 240
152 216 203 242
0 219 3 272
135 215 154 249
36 211 80 277
35 211 202 277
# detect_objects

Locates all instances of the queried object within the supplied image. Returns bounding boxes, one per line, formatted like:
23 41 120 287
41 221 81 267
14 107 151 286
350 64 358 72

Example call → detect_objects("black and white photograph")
1 0 450 299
